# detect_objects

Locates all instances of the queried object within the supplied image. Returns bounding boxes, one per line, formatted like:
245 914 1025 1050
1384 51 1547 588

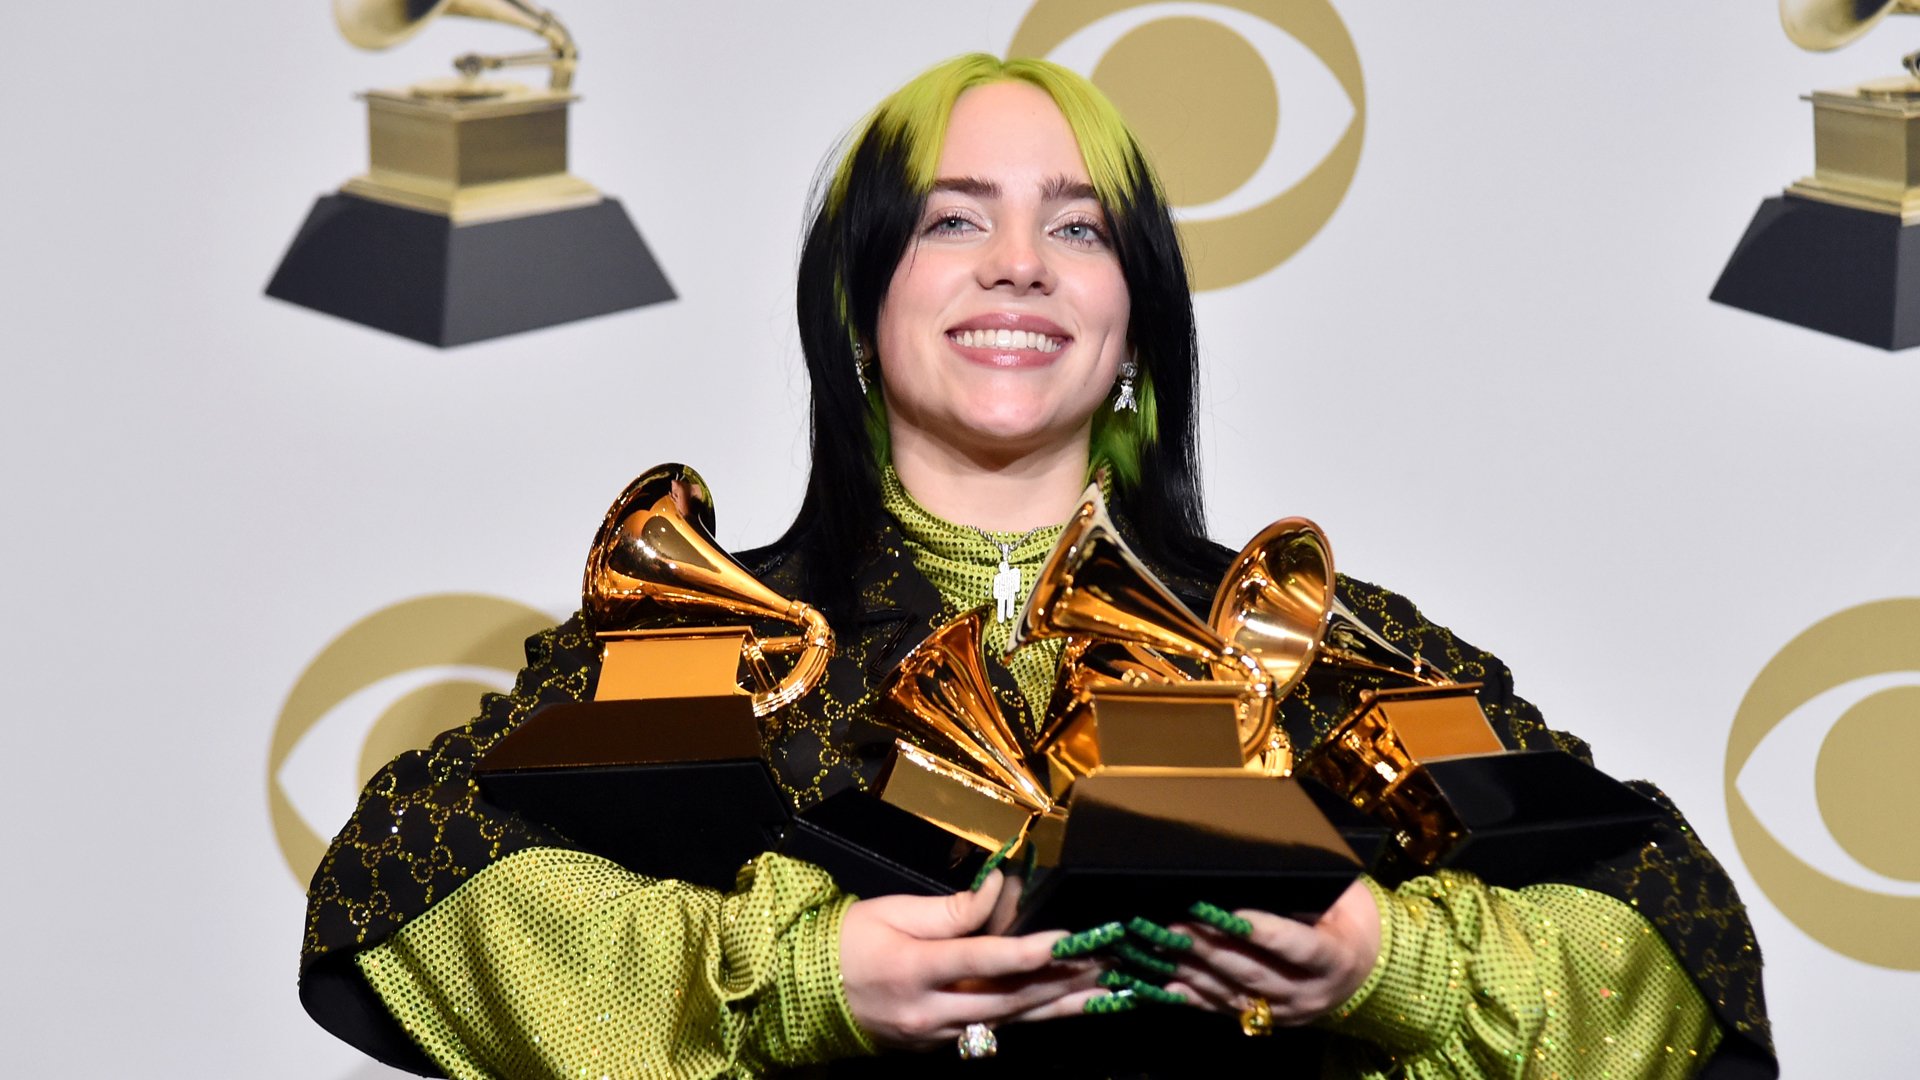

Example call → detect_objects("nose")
977 225 1055 295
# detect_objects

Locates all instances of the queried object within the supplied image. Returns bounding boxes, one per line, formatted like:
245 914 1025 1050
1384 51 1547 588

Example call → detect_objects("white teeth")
951 329 1063 352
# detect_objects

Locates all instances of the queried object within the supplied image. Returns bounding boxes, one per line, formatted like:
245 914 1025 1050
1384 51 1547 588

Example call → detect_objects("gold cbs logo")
1727 599 1920 969
266 594 554 882
1011 0 1365 289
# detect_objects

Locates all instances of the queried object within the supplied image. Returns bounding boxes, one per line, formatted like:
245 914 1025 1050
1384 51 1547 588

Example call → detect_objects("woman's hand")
1164 878 1382 1025
838 871 1105 1049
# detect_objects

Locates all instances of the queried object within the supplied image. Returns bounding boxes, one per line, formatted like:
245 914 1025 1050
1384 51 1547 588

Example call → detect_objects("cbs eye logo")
1011 0 1365 289
1727 598 1920 970
265 594 555 883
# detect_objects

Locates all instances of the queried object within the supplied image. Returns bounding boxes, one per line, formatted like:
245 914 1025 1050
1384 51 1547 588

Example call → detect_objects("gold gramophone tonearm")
335 0 578 94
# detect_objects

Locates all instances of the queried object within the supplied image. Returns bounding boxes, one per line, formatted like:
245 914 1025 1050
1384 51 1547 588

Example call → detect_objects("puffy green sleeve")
1319 872 1720 1079
353 848 875 1078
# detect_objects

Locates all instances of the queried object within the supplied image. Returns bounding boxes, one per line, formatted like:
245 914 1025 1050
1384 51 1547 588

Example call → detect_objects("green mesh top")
878 463 1065 721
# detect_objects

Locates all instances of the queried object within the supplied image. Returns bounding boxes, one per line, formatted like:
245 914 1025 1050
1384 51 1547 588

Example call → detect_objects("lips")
946 313 1071 365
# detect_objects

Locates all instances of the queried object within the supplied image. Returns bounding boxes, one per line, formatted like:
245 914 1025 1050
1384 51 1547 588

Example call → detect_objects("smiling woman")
299 53 1775 1080
876 81 1134 529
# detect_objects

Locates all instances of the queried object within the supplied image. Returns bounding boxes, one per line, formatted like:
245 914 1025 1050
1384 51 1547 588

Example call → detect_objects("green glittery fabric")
1321 875 1720 1078
356 849 872 1078
300 500 1773 1078
878 464 1064 724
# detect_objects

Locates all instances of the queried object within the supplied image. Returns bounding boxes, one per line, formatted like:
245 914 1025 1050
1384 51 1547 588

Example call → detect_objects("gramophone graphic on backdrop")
266 1 674 347
1715 0 1920 349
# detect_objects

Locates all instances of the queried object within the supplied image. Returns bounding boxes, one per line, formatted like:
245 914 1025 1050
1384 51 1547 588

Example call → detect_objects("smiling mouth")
947 328 1065 353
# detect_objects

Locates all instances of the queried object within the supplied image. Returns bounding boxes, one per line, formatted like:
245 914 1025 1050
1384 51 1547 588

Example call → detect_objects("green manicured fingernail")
1051 920 1126 958
1127 917 1193 952
1096 970 1185 1004
1083 990 1138 1014
969 833 1022 891
1113 941 1177 979
1189 901 1253 938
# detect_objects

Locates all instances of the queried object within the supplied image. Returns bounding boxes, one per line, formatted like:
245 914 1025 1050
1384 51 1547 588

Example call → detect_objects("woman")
301 55 1775 1078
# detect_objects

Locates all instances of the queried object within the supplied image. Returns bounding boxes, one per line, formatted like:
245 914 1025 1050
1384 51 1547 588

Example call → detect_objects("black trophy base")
265 193 675 346
475 696 787 891
1712 193 1920 350
778 789 988 899
1012 773 1362 933
1425 750 1661 888
480 758 789 892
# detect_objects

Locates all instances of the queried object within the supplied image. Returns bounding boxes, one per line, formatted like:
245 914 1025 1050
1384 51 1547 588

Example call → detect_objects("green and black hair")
782 54 1216 616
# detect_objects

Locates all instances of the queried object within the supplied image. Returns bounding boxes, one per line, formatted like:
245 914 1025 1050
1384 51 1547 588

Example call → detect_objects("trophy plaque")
1713 0 1920 349
267 1 673 346
477 464 833 890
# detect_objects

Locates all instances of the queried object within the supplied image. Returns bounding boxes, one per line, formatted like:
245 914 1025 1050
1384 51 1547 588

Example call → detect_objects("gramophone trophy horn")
474 464 831 891
1012 484 1279 766
1712 0 1920 348
1210 517 1447 690
265 0 673 346
875 608 1052 813
585 463 833 718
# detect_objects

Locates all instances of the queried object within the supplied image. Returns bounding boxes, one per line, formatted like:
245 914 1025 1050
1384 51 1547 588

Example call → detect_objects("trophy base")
778 789 988 899
1420 750 1661 888
476 697 787 891
1010 772 1362 932
1711 193 1920 350
265 192 674 346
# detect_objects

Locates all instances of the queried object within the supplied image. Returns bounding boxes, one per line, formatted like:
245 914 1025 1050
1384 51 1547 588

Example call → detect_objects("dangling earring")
852 342 871 395
1113 357 1138 412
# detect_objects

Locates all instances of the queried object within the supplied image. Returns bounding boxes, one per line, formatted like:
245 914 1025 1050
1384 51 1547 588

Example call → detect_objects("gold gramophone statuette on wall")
1712 0 1920 349
265 0 674 346
335 0 595 224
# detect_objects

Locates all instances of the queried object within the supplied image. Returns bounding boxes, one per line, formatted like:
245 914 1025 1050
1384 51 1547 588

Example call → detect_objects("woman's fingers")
1160 966 1242 1013
1001 985 1112 1024
917 927 1070 985
858 871 1006 940
1236 909 1338 971
939 959 1106 1019
1158 883 1384 1025
839 882 1106 1048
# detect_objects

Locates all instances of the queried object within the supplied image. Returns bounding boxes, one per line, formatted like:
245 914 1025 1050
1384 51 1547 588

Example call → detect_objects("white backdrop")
5 2 1917 1074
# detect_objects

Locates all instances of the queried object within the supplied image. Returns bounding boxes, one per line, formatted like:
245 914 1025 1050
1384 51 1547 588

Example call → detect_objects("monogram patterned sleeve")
1306 578 1775 1078
298 616 874 1074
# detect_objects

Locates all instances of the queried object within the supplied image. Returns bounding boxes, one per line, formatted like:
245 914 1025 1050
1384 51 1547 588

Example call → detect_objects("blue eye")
927 214 978 236
1054 220 1107 247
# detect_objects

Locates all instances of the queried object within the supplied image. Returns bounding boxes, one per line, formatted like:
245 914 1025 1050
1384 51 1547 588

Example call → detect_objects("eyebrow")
930 175 1100 203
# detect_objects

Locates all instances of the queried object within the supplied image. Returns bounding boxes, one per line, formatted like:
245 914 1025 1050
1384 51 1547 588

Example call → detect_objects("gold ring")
1239 995 1274 1037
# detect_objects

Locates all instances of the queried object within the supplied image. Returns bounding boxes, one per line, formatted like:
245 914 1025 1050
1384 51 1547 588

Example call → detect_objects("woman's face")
874 81 1131 466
